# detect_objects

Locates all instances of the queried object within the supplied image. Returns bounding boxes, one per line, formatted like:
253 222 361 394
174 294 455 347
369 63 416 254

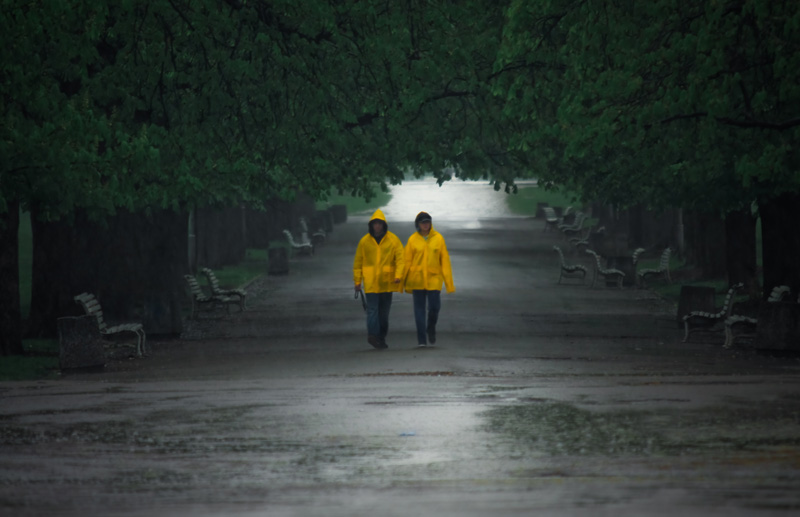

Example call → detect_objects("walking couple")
353 210 455 349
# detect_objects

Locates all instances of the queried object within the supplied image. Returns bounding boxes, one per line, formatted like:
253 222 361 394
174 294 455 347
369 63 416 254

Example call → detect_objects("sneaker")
427 329 436 345
379 337 389 348
417 343 427 348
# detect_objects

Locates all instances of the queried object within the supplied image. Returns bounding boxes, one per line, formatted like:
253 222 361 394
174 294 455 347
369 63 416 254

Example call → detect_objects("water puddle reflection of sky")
376 178 535 229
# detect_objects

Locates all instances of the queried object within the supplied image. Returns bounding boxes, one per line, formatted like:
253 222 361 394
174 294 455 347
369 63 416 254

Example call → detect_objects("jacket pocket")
362 266 375 288
406 266 423 287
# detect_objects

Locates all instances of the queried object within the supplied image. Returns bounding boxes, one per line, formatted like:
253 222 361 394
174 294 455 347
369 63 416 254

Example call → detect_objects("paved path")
2 180 800 516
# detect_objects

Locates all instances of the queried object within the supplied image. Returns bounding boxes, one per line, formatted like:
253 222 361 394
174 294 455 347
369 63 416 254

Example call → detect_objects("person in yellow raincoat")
353 209 405 349
403 211 455 347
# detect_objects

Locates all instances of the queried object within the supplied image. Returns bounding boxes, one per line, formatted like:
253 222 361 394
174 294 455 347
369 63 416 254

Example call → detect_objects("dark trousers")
412 290 441 345
365 292 393 339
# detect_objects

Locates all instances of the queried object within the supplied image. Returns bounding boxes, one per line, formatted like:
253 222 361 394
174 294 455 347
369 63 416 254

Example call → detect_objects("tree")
492 0 800 294
2 0 514 352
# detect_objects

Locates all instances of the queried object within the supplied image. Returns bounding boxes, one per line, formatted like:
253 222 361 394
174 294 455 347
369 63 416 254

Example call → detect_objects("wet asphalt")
1 180 800 517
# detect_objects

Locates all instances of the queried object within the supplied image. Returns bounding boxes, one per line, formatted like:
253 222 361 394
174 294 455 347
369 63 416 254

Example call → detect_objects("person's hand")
393 278 401 284
354 283 361 292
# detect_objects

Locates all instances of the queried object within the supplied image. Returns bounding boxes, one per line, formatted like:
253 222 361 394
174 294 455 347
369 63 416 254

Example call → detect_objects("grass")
0 356 59 380
506 184 583 217
651 277 752 308
317 189 392 216
1 339 60 381
19 210 32 318
651 278 725 304
205 247 271 290
507 185 600 229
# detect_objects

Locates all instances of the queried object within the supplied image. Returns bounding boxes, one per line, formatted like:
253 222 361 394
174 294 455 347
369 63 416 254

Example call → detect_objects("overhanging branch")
657 112 800 130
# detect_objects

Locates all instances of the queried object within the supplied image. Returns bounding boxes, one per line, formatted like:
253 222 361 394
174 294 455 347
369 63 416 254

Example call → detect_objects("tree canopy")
3 0 798 218
492 0 800 211
1 0 517 220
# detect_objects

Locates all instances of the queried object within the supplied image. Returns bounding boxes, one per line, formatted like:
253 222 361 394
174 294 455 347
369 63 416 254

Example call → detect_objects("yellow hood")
369 209 387 223
368 209 388 236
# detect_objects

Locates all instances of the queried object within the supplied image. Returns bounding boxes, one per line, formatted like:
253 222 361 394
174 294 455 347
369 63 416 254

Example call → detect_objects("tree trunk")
29 208 189 338
0 202 24 356
724 208 759 297
759 192 800 297
106 209 188 336
673 208 685 259
27 213 80 338
626 205 676 250
683 209 727 279
195 206 247 269
246 207 272 249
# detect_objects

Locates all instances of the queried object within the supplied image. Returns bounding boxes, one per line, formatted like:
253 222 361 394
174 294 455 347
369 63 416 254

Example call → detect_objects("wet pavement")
2 179 800 516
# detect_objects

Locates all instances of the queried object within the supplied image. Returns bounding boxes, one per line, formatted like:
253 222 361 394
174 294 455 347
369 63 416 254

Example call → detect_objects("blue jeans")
412 290 441 345
365 292 393 340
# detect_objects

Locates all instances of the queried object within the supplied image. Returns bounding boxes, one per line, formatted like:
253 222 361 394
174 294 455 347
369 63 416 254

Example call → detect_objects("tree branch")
656 112 800 130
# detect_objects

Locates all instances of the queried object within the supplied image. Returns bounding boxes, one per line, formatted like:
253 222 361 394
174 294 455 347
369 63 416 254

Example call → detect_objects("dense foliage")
1 0 513 219
492 0 800 211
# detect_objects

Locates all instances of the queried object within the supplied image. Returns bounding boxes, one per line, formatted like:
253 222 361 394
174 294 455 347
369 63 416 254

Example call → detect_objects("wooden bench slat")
73 293 146 357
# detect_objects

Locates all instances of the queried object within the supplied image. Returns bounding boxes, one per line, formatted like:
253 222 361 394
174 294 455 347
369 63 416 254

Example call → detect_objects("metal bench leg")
723 325 733 349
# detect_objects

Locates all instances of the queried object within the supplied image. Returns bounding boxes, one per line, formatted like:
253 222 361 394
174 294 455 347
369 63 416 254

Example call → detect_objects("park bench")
560 206 574 224
283 229 314 257
553 245 587 284
558 211 585 235
200 267 247 312
631 248 646 267
569 225 604 253
637 247 672 287
682 283 743 342
631 246 646 278
73 292 147 357
556 212 585 232
184 274 239 319
299 217 326 245
723 285 791 348
542 206 560 232
585 249 625 288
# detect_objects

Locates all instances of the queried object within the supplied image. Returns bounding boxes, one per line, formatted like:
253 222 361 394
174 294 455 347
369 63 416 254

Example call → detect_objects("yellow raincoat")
403 225 455 293
353 210 405 293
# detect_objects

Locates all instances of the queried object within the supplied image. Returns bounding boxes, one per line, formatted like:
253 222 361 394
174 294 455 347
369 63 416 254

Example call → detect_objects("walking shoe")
379 337 389 348
427 328 436 345
368 335 386 349
417 343 427 348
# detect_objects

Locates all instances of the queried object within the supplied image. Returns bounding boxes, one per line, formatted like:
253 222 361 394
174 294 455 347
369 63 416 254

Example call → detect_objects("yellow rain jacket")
403 225 455 293
353 210 405 293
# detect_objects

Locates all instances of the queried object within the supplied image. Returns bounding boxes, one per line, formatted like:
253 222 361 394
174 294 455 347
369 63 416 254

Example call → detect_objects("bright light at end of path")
378 178 534 228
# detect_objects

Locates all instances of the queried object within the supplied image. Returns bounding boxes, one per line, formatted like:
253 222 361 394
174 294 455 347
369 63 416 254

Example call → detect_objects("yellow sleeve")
401 235 414 292
353 238 364 285
440 237 455 293
393 235 405 280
